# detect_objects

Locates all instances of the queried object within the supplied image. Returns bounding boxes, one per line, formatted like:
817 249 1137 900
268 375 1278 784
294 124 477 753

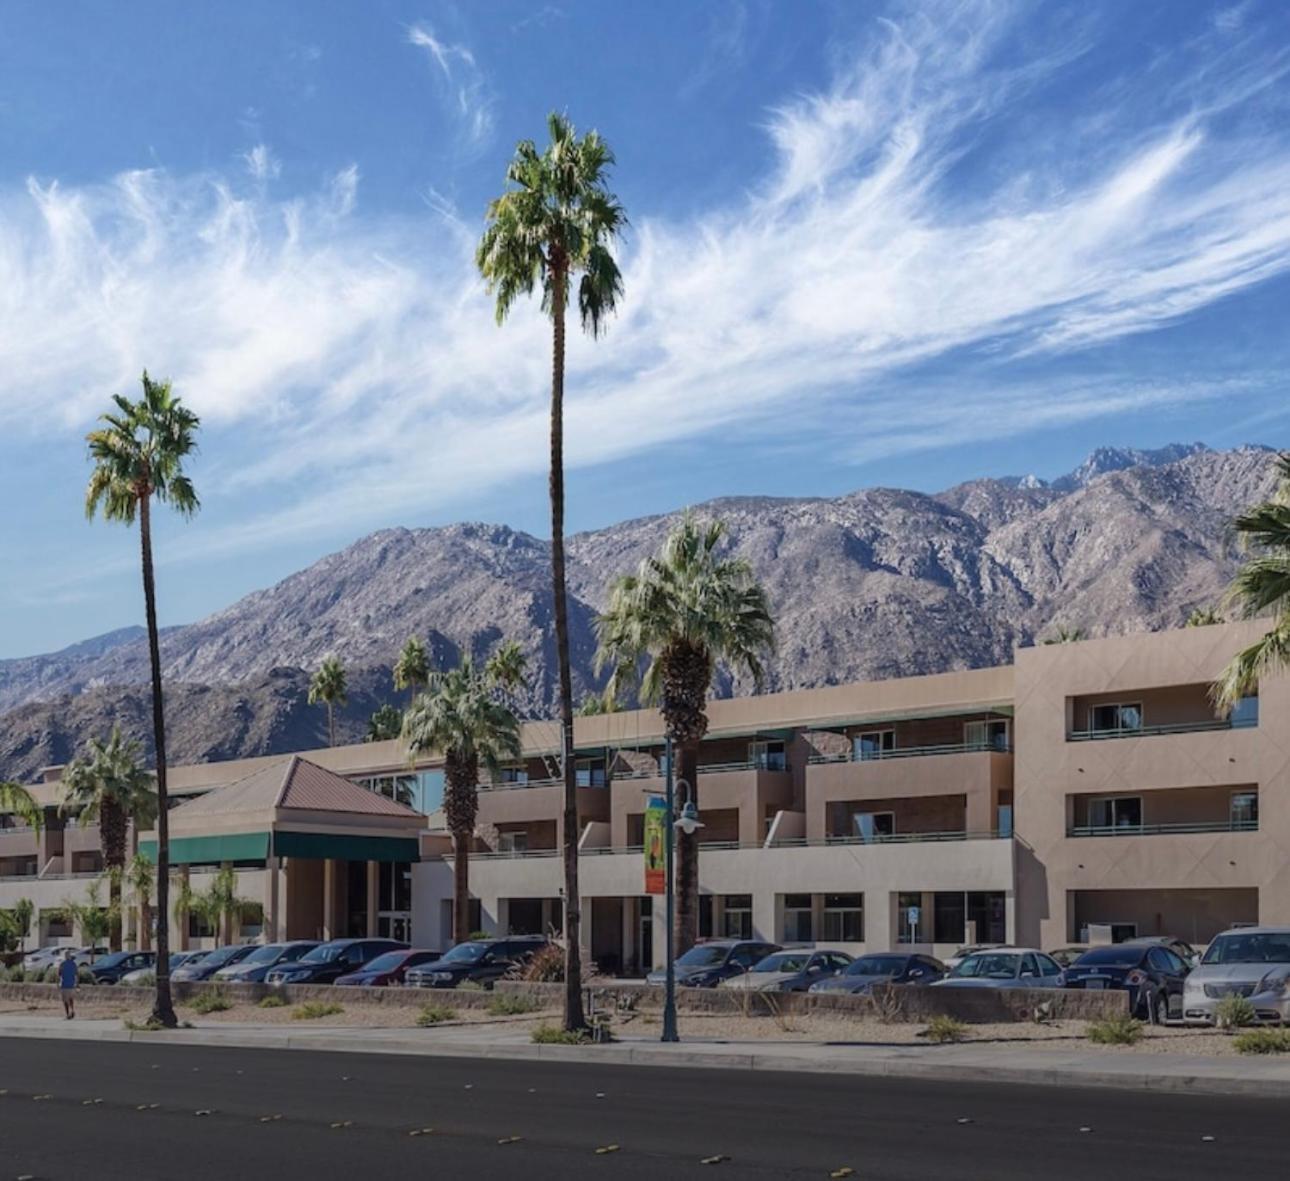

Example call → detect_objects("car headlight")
431 971 453 982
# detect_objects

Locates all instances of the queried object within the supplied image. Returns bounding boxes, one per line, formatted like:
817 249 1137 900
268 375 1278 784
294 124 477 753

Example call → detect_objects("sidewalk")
1 1014 1285 1097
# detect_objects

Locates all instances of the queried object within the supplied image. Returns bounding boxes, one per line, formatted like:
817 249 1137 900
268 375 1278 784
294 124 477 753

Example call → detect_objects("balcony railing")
808 741 1011 765
1067 718 1258 742
782 829 1004 847
1068 819 1259 838
482 758 789 791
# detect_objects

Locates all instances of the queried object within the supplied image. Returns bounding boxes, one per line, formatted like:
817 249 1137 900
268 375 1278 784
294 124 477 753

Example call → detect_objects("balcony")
808 740 1012 764
1068 717 1257 742
1068 819 1259 838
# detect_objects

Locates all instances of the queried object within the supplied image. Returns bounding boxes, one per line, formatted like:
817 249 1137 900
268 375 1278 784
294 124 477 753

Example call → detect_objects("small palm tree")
61 727 158 952
478 111 625 1033
172 871 195 947
0 782 42 832
1215 453 1290 710
201 865 249 946
309 656 348 747
402 655 521 945
12 898 34 955
366 704 404 743
393 636 430 705
126 854 155 952
61 882 110 961
1041 626 1085 645
86 371 198 1028
596 514 775 954
1187 607 1224 627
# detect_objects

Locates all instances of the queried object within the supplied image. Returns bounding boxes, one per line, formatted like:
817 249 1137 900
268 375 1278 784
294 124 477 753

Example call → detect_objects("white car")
1183 927 1290 1025
931 948 1066 989
22 946 66 972
943 943 1007 972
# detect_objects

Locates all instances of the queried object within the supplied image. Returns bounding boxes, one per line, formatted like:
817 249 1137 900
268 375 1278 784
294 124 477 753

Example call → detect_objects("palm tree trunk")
452 828 471 943
139 494 176 1028
674 739 701 955
550 259 586 1032
328 701 336 748
108 870 122 953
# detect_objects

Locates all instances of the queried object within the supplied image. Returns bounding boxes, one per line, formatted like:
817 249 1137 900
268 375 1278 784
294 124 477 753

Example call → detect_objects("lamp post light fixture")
662 735 702 1044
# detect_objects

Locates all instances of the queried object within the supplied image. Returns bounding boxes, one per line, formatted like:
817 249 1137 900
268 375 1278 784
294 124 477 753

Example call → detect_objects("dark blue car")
1064 943 1190 1023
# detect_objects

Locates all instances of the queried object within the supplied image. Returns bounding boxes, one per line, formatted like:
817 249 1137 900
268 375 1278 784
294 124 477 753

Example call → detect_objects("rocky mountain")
0 443 1278 783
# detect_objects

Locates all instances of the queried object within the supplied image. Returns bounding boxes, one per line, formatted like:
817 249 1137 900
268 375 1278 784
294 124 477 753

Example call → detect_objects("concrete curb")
2 1022 1286 1098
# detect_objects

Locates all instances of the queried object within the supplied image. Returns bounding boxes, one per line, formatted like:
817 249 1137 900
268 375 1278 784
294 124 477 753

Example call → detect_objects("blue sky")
2 0 1290 658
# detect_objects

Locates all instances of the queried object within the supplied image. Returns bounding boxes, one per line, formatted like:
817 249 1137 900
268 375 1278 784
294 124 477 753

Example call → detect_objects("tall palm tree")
485 639 529 716
402 655 521 945
478 112 625 1032
596 515 775 955
366 704 404 743
0 782 42 832
393 636 430 706
86 371 199 1028
60 727 158 952
1215 453 1290 710
309 656 348 747
12 897 34 955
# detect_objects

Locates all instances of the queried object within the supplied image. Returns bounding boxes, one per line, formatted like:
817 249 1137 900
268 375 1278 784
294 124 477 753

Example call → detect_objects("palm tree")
596 515 774 954
12 897 34 955
402 655 521 946
309 656 348 747
393 636 430 706
60 727 158 952
201 865 249 946
0 782 42 832
1215 453 1290 710
1187 607 1224 627
86 371 199 1027
127 854 155 952
366 704 404 743
478 112 625 1032
1041 626 1085 645
595 515 773 953
61 881 110 961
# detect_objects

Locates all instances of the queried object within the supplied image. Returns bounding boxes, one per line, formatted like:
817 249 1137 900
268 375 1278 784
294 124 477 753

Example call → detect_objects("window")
575 758 607 788
721 895 753 940
853 730 895 761
1089 703 1142 733
1231 695 1259 728
1231 792 1258 830
1038 954 1062 977
822 894 863 942
996 804 1013 838
749 740 787 772
1087 796 1142 829
729 942 763 967
499 766 529 785
851 811 895 841
897 893 924 944
933 891 966 944
782 894 813 942
1020 953 1041 978
498 831 528 854
964 719 1010 751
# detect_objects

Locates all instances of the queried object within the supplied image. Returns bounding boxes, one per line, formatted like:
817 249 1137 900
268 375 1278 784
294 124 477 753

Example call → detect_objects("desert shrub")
292 1001 343 1020
467 931 490 942
531 1024 590 1045
416 1004 457 1027
457 980 485 993
1214 995 1257 1030
1233 1028 1290 1055
487 994 539 1016
77 967 94 985
133 973 156 988
258 994 287 1008
189 987 233 1015
1087 1014 1144 1045
517 943 564 983
922 1015 966 1043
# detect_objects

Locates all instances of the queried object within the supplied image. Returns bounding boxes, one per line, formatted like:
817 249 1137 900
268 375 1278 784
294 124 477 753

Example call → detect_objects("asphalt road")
0 1038 1283 1180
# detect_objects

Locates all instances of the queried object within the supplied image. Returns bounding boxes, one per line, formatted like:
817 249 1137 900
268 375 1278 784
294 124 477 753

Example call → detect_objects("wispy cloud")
4 2 1290 579
242 143 281 181
406 22 495 150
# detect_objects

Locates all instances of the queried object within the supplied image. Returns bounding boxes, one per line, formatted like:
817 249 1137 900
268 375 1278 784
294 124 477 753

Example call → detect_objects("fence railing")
1067 718 1258 742
1068 820 1259 838
807 741 1011 765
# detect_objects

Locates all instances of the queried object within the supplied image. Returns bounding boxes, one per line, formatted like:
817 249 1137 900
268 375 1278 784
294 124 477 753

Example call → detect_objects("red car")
334 948 443 987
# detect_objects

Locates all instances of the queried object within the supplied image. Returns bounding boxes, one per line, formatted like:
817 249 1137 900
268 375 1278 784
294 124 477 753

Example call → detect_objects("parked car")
264 939 408 986
121 950 205 986
1122 935 1201 968
1047 946 1089 968
1064 943 1189 1022
172 943 256 982
931 948 1065 989
88 950 156 985
809 953 946 995
645 940 781 989
214 941 320 984
1182 927 1290 1025
943 943 1006 971
405 936 551 990
720 949 852 993
335 948 444 987
22 946 70 972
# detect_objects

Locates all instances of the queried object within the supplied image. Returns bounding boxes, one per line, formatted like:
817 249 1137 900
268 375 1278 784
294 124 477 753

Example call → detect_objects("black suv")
264 938 408 985
404 936 550 989
646 939 781 988
88 950 156 984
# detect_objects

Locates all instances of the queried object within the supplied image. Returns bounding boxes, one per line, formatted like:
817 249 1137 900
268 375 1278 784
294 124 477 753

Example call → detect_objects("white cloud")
406 23 495 150
242 143 281 181
4 1 1290 576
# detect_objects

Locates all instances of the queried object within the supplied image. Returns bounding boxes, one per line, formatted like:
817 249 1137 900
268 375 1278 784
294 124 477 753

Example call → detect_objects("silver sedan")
720 949 852 993
930 948 1066 989
1182 927 1290 1025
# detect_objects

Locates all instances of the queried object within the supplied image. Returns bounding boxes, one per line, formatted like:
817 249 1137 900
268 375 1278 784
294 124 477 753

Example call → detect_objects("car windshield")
361 952 407 972
242 945 286 965
1201 933 1290 965
300 943 349 964
440 943 489 964
1075 947 1143 967
96 952 130 968
677 946 728 968
951 953 1020 979
847 956 907 977
753 953 809 973
201 946 244 966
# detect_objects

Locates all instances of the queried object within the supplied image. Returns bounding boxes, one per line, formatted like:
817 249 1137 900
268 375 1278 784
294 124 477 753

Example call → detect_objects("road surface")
0 1037 1281 1179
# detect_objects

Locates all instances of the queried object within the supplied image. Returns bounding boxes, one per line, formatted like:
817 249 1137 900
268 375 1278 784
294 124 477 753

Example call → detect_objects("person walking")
58 949 78 1020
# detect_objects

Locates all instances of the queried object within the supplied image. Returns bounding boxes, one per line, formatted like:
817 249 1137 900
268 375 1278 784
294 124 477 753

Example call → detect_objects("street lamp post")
662 735 702 1044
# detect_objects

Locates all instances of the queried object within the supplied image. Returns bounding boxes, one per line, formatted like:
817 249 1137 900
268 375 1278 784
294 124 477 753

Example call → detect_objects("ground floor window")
967 891 1007 944
699 895 714 939
721 894 753 939
822 893 863 942
896 892 924 943
782 893 813 942
933 892 966 944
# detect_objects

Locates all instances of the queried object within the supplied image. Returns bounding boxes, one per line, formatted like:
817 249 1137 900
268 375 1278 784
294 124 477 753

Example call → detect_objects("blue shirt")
58 959 78 988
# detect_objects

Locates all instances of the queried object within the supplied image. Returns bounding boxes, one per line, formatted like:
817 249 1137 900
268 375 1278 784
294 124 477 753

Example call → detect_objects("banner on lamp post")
644 796 667 895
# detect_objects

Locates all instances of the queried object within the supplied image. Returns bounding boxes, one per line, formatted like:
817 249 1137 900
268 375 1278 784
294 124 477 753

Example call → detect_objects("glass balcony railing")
807 740 1011 765
1068 819 1259 837
1068 716 1258 742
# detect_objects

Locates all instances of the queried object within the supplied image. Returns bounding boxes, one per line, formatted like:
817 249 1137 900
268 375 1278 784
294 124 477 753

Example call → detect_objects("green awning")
139 832 270 865
272 831 420 863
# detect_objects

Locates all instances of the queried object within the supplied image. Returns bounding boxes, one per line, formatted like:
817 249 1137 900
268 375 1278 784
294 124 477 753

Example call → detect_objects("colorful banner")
644 796 667 895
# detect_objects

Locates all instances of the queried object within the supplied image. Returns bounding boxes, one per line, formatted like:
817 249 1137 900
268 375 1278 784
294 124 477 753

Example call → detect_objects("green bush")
487 994 539 1017
77 967 94 985
467 931 490 942
1215 995 1257 1030
922 1015 966 1043
416 1004 457 1027
189 987 233 1015
531 1023 591 1045
257 994 287 1009
132 973 156 988
292 1001 343 1021
1088 1014 1145 1045
1233 1028 1290 1055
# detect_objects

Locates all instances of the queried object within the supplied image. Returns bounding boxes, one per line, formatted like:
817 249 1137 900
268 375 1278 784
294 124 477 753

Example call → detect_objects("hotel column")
264 856 280 942
366 861 379 937
323 859 336 940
